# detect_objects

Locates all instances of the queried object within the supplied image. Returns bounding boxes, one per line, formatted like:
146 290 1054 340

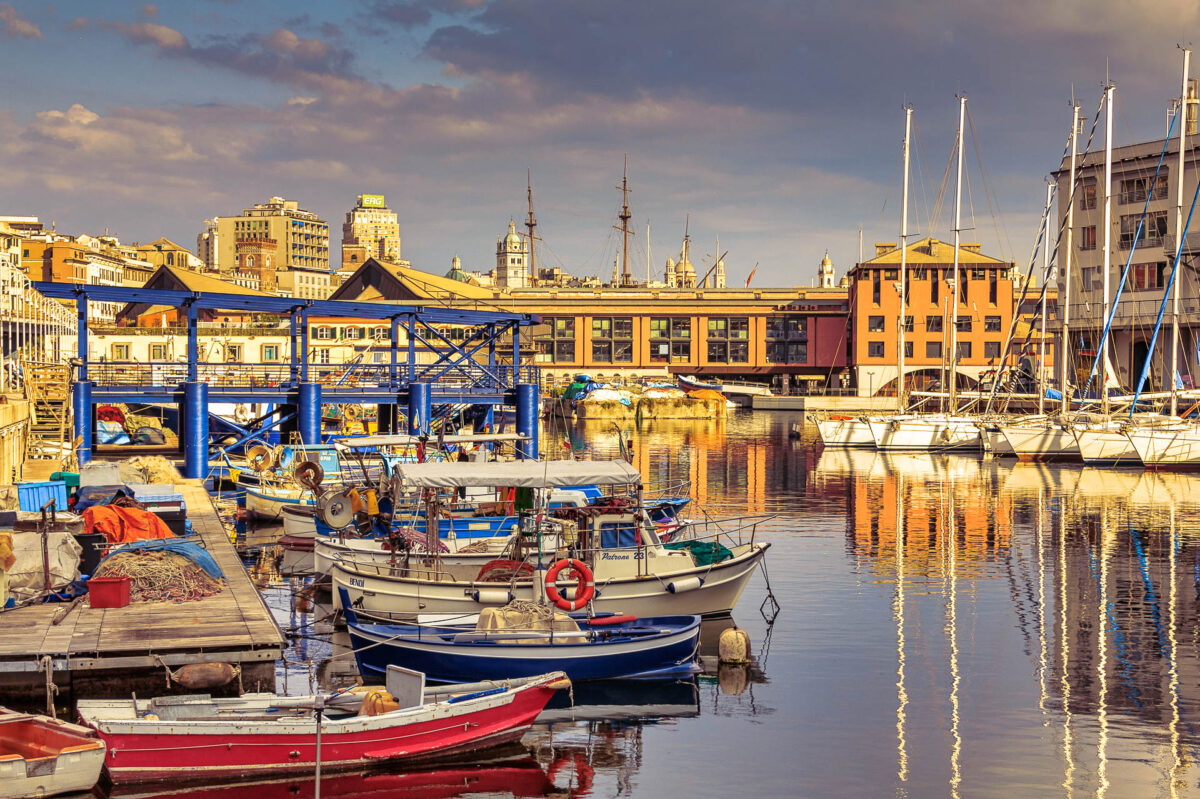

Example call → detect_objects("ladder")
23 361 72 461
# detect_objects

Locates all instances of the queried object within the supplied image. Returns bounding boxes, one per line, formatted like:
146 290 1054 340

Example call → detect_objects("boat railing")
643 478 692 501
678 513 774 548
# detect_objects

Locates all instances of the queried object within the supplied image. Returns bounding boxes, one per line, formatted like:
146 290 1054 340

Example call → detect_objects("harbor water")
249 409 1200 798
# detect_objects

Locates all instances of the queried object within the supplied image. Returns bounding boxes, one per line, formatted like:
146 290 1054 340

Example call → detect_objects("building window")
1133 261 1168 290
872 269 881 304
989 270 998 304
926 341 942 359
226 344 242 362
956 341 971 359
1080 226 1097 251
537 317 576 362
374 326 389 340
984 341 1001 360
868 315 885 333
1079 177 1097 211
706 317 749 363
150 344 168 360
985 315 1002 332
262 344 279 361
868 341 885 358
1119 171 1168 205
766 316 807 363
312 348 330 364
903 341 913 358
931 272 939 305
926 316 943 333
901 316 914 332
956 318 972 333
650 317 691 363
592 317 634 363
111 343 130 360
1120 211 1169 249
315 326 333 340
344 326 362 340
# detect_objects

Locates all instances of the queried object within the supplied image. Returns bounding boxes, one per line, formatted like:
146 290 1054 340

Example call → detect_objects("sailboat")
872 97 983 452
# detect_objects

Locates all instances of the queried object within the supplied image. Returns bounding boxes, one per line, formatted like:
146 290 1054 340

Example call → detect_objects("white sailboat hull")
1126 425 1200 469
869 416 980 451
815 417 876 448
999 424 1080 462
1073 427 1139 466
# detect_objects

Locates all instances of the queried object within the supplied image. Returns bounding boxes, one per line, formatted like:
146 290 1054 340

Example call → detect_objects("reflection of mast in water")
1059 490 1076 797
894 470 908 788
1036 486 1047 718
1097 506 1110 798
1168 503 1181 798
944 482 962 799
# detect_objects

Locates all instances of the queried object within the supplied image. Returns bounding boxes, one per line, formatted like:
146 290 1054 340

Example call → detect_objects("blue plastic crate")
17 480 69 512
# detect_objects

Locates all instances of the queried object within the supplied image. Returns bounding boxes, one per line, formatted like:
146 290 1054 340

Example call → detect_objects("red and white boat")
0 706 106 798
76 670 569 784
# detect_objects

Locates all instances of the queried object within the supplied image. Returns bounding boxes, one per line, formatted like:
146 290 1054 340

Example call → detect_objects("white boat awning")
393 460 641 488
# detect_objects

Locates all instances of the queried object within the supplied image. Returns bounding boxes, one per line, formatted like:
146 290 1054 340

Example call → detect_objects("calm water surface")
246 409 1200 798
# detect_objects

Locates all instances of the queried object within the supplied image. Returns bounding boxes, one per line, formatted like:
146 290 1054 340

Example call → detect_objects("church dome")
503 220 523 250
445 254 470 282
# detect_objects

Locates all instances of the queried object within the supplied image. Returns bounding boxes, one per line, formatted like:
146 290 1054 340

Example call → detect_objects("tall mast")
1062 102 1079 414
1171 49 1191 416
617 155 633 287
1101 84 1114 417
1040 180 1053 415
898 106 912 415
949 95 966 416
646 220 651 285
525 168 537 284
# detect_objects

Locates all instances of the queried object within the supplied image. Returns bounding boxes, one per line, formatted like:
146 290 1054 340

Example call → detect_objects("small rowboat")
0 706 105 799
76 670 569 784
342 588 701 683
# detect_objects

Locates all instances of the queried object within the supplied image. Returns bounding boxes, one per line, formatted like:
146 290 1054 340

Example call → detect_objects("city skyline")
0 1 1196 285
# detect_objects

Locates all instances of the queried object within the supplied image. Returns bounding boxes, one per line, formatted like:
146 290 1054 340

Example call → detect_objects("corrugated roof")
156 265 272 296
862 237 1007 266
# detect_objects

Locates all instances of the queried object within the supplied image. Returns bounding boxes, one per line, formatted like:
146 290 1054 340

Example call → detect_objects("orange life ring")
544 558 595 611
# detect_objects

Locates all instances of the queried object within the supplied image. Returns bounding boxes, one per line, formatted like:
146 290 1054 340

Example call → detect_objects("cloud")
140 4 158 20
101 20 189 50
0 3 40 39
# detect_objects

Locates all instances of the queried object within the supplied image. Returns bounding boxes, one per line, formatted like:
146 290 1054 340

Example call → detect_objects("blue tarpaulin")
103 537 224 580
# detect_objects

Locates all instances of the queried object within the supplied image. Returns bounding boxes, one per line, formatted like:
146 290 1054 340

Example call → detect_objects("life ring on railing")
544 559 595 611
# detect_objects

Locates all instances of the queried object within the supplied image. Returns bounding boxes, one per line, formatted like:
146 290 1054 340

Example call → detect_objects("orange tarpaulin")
82 506 175 544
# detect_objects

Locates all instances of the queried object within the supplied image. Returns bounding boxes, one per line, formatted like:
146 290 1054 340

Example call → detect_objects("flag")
745 264 758 287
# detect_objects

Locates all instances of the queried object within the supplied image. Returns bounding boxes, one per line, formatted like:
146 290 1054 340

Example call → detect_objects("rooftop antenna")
525 168 538 284
614 155 635 287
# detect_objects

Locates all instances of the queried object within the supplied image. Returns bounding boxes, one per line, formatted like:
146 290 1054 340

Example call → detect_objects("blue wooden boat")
340 589 700 683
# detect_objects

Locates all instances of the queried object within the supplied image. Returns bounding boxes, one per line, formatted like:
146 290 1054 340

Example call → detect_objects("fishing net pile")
118 456 182 485
92 550 224 603
476 600 586 643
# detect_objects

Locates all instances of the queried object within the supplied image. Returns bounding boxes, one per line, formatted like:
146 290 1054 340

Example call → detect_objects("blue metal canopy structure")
36 282 542 477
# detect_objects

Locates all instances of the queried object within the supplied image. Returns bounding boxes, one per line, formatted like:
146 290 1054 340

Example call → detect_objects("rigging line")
986 92 1106 410
880 144 903 222
930 133 957 239
1079 111 1178 403
967 108 1015 264
912 119 932 240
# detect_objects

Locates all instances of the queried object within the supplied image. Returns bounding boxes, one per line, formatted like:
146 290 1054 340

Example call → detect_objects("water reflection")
826 448 1200 797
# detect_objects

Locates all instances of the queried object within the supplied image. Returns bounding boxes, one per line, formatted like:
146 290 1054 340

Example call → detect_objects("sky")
0 0 1197 287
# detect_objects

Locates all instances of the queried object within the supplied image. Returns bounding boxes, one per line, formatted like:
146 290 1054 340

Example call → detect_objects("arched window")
247 255 255 268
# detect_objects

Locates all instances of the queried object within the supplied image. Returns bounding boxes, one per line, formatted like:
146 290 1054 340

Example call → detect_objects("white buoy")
718 626 751 664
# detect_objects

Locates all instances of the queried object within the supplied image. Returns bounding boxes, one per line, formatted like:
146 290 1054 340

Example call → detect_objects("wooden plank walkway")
0 480 284 701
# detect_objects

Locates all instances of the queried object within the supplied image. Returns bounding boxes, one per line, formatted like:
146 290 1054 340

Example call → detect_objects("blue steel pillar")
515 383 538 460
297 382 322 445
408 382 431 435
183 381 210 479
72 381 93 465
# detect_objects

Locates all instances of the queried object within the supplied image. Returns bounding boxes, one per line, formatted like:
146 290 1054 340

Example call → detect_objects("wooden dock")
0 481 284 706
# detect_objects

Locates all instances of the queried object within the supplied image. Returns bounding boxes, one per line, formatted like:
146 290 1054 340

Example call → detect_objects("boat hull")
999 424 1080 462
78 677 563 784
1127 426 1200 469
869 416 981 451
332 543 769 619
346 611 701 683
1073 427 1140 466
815 417 876 448
0 709 105 799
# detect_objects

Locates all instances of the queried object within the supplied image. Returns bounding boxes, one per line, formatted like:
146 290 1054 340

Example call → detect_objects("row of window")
1078 260 1170 291
870 267 1000 305
867 315 1003 333
1078 211 1170 251
111 343 283 362
866 341 1003 359
313 326 391 340
1078 172 1169 210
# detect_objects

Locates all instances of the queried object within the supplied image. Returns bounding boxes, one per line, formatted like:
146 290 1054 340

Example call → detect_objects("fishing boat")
332 460 769 620
997 416 1080 462
342 590 700 683
76 670 569 784
0 706 106 799
814 415 877 448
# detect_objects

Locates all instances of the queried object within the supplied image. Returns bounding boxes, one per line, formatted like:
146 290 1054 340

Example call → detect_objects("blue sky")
0 1 1195 286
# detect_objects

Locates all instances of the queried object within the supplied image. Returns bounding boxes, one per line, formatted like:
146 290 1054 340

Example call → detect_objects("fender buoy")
545 558 595 611
585 614 636 626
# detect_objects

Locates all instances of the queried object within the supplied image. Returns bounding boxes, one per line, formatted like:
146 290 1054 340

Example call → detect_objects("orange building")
850 237 1053 396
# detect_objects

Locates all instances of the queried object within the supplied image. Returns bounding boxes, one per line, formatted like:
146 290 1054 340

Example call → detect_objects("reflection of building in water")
844 459 1013 578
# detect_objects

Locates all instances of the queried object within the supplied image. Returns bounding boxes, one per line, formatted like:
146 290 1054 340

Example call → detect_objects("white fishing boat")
998 416 1080 462
1126 422 1200 469
0 707 105 799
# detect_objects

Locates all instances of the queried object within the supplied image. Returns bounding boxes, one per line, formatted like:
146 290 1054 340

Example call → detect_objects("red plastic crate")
89 576 131 608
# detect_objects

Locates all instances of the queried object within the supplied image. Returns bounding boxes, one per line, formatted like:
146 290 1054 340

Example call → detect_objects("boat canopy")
334 433 527 449
394 460 641 488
